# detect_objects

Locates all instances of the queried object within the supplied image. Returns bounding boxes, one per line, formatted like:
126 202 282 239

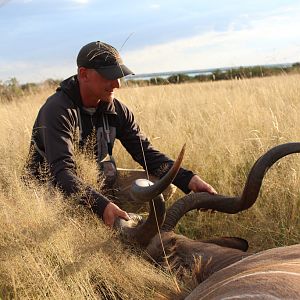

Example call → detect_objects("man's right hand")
103 202 130 227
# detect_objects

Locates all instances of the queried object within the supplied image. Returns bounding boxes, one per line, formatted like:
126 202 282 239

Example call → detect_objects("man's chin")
101 96 114 103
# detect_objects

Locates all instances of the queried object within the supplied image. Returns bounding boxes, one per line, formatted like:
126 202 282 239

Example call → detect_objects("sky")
1 0 300 83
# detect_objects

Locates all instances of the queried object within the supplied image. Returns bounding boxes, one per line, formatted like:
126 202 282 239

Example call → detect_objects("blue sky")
1 0 300 83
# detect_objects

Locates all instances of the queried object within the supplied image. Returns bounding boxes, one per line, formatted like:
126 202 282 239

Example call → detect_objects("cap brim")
95 64 134 80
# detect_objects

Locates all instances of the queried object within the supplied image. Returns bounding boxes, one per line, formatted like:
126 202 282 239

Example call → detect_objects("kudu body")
115 143 300 299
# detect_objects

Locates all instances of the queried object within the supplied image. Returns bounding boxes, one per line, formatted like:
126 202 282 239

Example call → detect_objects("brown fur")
187 244 300 299
146 233 300 299
146 232 250 283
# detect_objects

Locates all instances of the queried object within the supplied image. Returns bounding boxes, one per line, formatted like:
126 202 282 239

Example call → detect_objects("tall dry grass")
116 74 300 251
0 89 180 299
1 74 300 298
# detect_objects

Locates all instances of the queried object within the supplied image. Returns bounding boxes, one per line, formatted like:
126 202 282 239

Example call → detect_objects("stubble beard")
101 93 114 103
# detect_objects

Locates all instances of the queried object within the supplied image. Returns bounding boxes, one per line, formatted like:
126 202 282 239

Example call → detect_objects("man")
25 41 217 227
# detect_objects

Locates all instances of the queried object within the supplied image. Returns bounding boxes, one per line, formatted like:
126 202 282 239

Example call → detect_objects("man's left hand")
188 175 217 194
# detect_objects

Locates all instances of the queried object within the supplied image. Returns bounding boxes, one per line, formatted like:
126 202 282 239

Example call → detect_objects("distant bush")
292 62 300 68
167 73 192 84
43 78 61 87
150 77 169 85
0 78 24 102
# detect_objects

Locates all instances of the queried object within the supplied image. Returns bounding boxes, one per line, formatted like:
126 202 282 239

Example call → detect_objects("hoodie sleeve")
116 101 195 194
37 98 110 217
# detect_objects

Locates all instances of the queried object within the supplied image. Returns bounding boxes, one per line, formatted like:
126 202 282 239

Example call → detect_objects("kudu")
115 143 300 299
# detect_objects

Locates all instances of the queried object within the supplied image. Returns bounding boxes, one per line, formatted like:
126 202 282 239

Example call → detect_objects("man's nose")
111 78 121 89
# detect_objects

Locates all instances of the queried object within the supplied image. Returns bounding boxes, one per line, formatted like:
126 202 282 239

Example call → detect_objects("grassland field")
0 74 300 299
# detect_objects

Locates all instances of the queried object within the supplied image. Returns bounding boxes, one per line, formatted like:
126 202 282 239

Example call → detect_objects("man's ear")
78 67 89 81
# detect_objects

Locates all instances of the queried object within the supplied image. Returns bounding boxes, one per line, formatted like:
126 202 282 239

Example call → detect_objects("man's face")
80 68 121 106
89 69 121 102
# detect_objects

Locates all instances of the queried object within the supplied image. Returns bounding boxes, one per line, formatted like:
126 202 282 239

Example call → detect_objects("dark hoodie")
26 76 195 218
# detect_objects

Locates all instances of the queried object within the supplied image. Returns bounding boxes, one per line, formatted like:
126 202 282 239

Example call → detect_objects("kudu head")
146 142 300 282
116 142 300 282
114 144 186 247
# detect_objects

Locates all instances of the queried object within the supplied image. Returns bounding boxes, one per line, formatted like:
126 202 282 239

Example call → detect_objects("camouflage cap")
77 41 134 80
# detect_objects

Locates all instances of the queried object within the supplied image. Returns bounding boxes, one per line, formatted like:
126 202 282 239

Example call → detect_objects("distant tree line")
1 63 300 102
0 78 61 102
125 62 300 87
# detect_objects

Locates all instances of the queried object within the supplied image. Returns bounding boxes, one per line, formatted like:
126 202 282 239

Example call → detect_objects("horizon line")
126 61 296 80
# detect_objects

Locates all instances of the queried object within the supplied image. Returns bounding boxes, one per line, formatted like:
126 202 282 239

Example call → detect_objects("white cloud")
4 4 300 84
123 4 300 74
2 1 300 83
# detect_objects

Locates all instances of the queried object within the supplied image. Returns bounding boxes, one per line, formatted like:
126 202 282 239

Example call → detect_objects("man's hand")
103 202 130 227
188 175 217 194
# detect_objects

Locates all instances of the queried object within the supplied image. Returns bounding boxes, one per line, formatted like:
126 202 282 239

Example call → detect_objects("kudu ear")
202 237 249 252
